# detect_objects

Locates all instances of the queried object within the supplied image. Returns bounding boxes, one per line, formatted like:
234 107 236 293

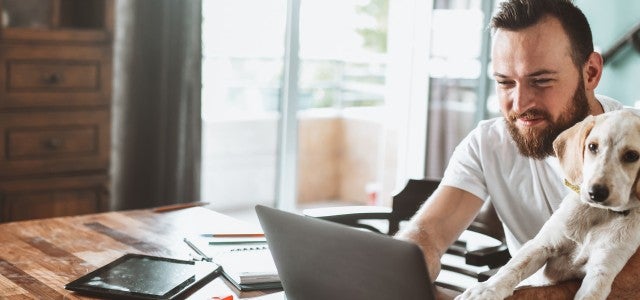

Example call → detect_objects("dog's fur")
458 109 640 300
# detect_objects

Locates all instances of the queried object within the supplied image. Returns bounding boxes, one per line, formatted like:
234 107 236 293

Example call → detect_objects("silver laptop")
255 205 435 300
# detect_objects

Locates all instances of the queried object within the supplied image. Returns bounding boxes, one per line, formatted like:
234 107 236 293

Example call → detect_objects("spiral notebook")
183 237 281 291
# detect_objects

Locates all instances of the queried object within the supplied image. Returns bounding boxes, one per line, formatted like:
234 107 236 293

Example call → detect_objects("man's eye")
533 78 552 86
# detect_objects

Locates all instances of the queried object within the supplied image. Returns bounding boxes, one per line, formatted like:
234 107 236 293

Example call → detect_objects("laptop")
255 205 435 300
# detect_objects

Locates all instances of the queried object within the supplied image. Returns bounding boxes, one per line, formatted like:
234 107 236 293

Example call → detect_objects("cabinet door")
0 0 113 42
0 175 108 222
0 45 111 108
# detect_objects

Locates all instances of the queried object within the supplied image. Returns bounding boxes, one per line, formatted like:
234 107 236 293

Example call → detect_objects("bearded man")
395 0 640 298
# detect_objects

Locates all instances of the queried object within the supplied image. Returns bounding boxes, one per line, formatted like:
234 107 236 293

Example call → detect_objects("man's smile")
510 109 550 129
517 116 546 127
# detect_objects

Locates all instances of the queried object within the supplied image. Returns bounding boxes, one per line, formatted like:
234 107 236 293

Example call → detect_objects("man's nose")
512 85 535 114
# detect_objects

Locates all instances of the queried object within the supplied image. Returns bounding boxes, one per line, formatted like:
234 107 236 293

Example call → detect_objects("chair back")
388 178 440 235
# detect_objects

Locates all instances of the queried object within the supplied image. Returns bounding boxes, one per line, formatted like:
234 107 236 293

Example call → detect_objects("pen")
152 201 209 213
183 238 213 262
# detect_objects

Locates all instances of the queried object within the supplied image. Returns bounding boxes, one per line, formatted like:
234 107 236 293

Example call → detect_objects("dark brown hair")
490 0 593 68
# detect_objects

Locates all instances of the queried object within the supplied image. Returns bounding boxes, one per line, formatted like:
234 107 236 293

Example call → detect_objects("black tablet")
65 253 222 300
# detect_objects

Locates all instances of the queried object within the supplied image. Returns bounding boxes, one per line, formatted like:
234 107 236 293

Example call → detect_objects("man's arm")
509 247 640 299
508 281 579 299
394 186 484 281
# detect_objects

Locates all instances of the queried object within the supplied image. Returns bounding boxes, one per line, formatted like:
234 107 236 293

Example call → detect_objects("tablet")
65 253 222 299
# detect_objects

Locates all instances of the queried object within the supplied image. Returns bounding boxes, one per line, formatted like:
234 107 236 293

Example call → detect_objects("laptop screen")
255 205 435 300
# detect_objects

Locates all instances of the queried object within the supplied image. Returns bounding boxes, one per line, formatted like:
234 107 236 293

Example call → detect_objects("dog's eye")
588 143 598 154
623 150 640 163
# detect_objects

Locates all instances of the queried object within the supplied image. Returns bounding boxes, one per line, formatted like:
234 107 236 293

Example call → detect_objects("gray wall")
577 0 640 106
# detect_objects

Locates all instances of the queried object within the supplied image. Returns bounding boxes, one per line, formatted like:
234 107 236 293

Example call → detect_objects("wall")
576 0 640 105
296 112 342 204
296 108 398 206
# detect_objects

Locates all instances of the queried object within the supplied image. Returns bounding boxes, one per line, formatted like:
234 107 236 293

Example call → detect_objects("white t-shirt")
441 95 624 254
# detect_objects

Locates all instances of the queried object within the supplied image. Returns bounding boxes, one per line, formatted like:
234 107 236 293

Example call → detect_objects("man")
396 0 639 297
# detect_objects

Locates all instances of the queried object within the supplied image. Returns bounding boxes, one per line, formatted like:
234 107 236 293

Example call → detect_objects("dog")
457 109 640 300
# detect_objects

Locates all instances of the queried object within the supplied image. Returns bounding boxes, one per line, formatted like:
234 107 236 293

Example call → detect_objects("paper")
208 236 267 245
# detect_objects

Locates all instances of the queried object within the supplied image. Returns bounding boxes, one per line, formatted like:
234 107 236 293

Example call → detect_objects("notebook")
183 237 281 291
214 246 281 290
255 205 435 300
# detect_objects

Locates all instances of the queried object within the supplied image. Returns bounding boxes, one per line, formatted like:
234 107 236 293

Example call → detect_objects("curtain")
111 0 202 210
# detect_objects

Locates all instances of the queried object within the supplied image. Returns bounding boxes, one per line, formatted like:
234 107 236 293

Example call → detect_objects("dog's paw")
455 282 511 300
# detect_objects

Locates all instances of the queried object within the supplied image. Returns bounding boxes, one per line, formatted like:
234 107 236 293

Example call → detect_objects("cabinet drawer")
0 110 109 177
0 45 111 108
7 126 97 159
9 60 99 90
0 175 108 222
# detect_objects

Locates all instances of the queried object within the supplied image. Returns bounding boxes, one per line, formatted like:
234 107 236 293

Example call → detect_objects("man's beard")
505 80 590 160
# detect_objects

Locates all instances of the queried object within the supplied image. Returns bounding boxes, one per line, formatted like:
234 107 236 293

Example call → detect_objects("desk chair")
303 178 510 293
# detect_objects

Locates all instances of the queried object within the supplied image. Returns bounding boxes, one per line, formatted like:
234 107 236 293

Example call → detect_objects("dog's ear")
634 168 640 200
553 115 596 185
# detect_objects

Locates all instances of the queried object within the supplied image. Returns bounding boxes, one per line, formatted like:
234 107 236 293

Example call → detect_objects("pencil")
152 201 209 213
211 233 265 238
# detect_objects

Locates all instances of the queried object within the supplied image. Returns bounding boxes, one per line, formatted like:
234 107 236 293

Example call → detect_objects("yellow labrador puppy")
458 109 640 300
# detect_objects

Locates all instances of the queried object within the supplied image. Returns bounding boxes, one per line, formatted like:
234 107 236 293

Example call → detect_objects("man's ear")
553 115 596 185
583 52 603 90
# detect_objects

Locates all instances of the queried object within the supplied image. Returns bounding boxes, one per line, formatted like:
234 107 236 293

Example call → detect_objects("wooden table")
0 207 286 299
0 206 459 299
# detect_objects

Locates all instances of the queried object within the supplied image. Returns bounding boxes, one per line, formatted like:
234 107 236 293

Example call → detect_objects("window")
201 0 431 213
201 0 286 211
425 0 496 178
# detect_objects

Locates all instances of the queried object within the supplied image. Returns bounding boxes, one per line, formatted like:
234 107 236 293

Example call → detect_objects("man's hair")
490 0 593 68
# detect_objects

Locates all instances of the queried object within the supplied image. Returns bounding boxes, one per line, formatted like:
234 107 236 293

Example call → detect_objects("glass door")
201 0 431 215
201 0 287 212
295 0 391 207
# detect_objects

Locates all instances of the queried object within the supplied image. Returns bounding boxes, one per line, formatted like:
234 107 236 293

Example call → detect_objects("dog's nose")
588 184 609 202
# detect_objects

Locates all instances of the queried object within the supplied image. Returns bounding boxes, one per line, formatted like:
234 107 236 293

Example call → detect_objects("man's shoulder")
473 117 511 141
477 116 505 128
597 94 625 112
459 117 521 160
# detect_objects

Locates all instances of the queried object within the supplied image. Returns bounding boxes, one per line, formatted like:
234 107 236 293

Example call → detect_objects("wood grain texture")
0 207 282 299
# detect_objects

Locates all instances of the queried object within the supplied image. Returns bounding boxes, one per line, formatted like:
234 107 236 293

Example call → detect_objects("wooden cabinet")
0 0 113 222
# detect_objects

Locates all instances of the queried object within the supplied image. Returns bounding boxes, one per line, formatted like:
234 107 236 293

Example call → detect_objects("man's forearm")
395 225 444 281
608 247 640 299
393 186 485 284
510 247 640 299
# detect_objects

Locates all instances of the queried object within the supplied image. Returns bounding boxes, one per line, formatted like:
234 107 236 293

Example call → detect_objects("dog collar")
563 179 631 216
563 179 580 195
611 209 631 216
